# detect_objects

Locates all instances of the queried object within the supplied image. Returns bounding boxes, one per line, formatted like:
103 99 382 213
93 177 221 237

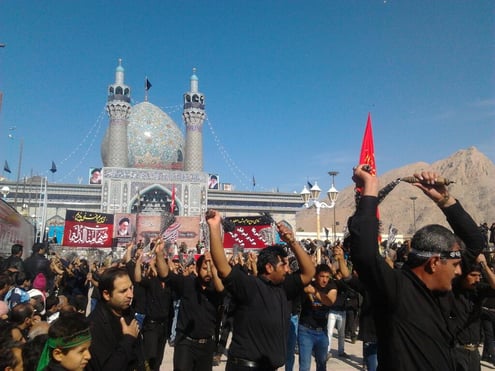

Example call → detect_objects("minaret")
102 59 131 167
183 68 205 172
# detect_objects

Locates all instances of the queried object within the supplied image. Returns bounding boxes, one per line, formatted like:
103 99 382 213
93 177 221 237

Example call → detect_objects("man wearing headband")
36 312 91 371
350 166 485 371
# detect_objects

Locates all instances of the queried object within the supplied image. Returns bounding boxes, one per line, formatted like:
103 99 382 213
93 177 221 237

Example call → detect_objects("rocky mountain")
296 147 495 239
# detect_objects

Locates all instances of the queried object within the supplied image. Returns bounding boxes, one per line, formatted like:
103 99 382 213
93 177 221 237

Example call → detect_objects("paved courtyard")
159 334 495 370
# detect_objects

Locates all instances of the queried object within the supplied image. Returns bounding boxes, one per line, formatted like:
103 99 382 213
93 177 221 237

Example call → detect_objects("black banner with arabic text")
63 210 114 248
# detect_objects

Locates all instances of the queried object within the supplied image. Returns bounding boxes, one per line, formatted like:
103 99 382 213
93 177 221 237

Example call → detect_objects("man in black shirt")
156 241 224 371
1 244 24 273
23 243 51 282
134 249 173 371
450 253 495 371
298 263 337 371
207 210 315 370
350 166 485 371
87 267 143 371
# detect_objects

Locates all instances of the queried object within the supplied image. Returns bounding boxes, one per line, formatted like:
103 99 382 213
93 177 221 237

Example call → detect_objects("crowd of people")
0 167 493 371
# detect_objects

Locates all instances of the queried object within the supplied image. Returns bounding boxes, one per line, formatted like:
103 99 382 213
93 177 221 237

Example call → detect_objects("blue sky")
0 0 493 192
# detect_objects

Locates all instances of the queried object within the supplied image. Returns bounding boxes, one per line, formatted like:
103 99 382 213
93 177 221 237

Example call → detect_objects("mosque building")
0 60 302 255
100 59 208 219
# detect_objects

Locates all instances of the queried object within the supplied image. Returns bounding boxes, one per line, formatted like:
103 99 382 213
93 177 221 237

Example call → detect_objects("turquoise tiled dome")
128 102 185 170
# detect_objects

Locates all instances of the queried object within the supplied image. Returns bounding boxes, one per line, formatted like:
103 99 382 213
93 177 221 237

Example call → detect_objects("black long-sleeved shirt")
350 197 484 371
87 302 144 371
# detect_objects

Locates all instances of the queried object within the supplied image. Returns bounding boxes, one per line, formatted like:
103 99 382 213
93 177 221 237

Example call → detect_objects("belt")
456 344 480 351
185 335 213 344
228 357 260 368
299 322 325 332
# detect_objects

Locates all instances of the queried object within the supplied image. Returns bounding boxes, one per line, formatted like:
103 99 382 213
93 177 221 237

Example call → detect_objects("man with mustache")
207 210 315 371
350 166 485 371
156 242 224 371
87 267 144 371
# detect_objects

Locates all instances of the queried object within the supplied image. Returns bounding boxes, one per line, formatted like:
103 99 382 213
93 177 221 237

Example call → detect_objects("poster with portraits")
89 167 102 184
114 213 200 249
114 213 136 247
208 173 219 189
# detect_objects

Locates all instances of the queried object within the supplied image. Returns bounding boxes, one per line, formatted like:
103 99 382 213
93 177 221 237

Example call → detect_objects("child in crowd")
36 312 91 371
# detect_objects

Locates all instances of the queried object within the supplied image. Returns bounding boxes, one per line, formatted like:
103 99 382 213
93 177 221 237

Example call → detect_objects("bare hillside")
296 147 495 238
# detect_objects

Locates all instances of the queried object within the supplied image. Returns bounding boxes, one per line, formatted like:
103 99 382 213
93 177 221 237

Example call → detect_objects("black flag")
307 181 313 189
3 160 11 173
50 161 57 173
145 78 152 91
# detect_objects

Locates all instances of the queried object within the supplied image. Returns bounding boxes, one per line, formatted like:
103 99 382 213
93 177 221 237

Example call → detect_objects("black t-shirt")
139 275 173 321
125 261 146 314
299 280 337 329
222 265 304 368
163 273 223 339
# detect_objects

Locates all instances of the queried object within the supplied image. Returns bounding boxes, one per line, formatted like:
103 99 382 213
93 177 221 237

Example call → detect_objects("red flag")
357 113 380 224
170 185 176 213
359 113 377 175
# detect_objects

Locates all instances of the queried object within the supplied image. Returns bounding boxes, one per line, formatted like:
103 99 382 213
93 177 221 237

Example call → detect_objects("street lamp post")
300 172 339 242
328 171 339 242
409 196 418 233
300 182 334 264
1 185 10 199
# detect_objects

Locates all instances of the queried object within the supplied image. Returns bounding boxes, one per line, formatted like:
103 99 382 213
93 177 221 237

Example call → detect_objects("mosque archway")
130 185 179 215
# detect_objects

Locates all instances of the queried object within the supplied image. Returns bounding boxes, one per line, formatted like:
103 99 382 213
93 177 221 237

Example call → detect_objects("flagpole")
40 177 48 243
144 77 148 102
144 76 151 102
14 138 23 210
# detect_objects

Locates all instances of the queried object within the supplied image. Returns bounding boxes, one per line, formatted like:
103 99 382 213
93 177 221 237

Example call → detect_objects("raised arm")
349 165 382 285
133 250 143 283
411 170 486 270
155 240 170 279
333 244 350 279
123 242 134 264
206 210 232 279
477 253 495 289
278 222 315 285
204 250 224 292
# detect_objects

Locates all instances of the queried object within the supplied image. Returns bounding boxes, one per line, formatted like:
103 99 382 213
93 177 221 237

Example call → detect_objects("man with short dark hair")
350 166 485 370
0 338 23 371
298 263 337 371
23 243 51 283
450 253 495 371
87 267 144 371
10 302 34 343
207 210 315 370
156 241 224 371
1 244 24 273
134 248 173 371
